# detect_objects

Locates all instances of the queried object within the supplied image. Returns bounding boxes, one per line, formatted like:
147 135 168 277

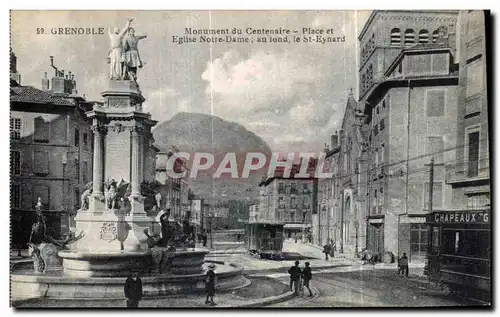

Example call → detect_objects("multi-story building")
359 10 460 262
10 53 93 249
425 10 490 297
259 163 317 240
190 198 206 238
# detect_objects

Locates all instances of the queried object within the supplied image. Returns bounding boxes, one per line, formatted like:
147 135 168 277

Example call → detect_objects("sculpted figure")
122 26 147 81
80 182 93 210
108 19 133 79
104 179 118 210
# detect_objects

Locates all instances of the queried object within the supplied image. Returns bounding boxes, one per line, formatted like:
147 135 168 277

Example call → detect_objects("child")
205 263 217 305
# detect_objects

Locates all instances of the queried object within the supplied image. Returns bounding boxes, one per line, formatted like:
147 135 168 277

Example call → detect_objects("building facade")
10 53 93 249
155 150 183 219
359 10 460 262
259 164 317 240
425 10 490 296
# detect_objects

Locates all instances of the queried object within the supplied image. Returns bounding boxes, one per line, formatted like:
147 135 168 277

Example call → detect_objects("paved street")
270 269 478 307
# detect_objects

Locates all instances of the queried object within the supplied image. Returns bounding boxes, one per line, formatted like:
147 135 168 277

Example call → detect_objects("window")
404 29 415 46
381 144 385 163
10 118 21 140
33 117 50 143
378 187 384 213
390 28 401 46
467 130 480 177
303 183 308 193
372 190 377 214
466 60 484 97
82 161 88 183
10 150 21 175
441 229 490 277
410 223 428 260
74 187 80 209
382 100 386 109
303 196 309 208
278 182 284 194
74 128 80 147
376 105 380 115
426 90 445 117
432 30 440 43
290 183 297 194
373 124 379 136
467 193 490 208
361 74 366 92
11 184 21 208
83 132 88 149
75 158 80 181
380 118 385 131
427 136 444 163
424 182 443 209
290 212 295 222
278 196 285 208
33 151 49 176
418 29 429 43
291 196 296 208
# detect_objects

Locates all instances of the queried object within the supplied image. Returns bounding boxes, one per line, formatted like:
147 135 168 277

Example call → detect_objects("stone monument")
59 19 159 277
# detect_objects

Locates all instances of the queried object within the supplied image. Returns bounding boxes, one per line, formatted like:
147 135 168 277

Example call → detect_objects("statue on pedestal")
122 25 148 82
108 19 133 80
28 198 84 273
80 182 93 211
104 179 118 210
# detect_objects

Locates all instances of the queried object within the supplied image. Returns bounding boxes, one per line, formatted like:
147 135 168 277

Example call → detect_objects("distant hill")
152 112 272 206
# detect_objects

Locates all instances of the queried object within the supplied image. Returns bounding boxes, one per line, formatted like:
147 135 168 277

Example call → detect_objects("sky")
10 10 372 153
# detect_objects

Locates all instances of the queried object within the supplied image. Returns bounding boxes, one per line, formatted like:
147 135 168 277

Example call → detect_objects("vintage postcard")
9 10 491 308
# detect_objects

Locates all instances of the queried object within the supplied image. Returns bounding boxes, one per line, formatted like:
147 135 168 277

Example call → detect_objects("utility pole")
428 157 434 214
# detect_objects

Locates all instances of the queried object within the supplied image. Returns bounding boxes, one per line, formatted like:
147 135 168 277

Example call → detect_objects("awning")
284 223 312 229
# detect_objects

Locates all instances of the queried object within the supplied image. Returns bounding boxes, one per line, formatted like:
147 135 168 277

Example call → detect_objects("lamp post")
354 220 359 258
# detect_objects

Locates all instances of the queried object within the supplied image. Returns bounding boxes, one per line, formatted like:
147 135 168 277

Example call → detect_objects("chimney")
41 72 50 90
332 131 340 149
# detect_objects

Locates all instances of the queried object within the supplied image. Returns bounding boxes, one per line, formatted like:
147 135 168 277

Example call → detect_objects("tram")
426 209 491 302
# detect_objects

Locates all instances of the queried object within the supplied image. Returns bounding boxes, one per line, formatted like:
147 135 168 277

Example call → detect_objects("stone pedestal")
60 79 158 277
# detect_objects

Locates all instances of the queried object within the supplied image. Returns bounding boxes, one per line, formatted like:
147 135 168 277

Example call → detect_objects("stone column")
130 126 142 196
91 125 106 196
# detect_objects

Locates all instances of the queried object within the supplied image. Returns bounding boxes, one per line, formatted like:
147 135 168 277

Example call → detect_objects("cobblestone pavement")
270 269 485 307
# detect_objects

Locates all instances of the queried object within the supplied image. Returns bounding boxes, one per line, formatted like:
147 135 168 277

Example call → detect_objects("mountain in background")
152 112 273 208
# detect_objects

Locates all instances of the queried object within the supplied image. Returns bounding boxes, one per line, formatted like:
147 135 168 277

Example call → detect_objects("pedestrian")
302 262 313 297
202 230 208 247
124 272 143 308
399 253 409 278
288 260 302 296
323 243 331 261
205 263 217 305
329 240 336 258
294 234 298 243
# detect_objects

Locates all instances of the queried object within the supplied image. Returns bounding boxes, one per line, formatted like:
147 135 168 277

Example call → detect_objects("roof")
384 44 453 76
10 85 75 106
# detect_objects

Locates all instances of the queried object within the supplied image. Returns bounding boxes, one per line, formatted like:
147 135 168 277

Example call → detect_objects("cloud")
145 87 192 123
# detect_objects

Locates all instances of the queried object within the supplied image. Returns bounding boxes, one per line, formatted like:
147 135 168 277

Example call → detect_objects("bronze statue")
28 198 84 273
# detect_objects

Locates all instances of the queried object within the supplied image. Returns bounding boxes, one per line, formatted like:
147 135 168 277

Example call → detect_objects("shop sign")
428 211 489 224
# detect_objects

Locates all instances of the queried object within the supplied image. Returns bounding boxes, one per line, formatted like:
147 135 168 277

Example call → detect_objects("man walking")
399 253 409 278
288 260 302 296
124 272 143 308
302 262 313 297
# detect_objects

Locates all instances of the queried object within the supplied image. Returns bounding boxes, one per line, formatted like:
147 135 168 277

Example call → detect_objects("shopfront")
426 209 491 299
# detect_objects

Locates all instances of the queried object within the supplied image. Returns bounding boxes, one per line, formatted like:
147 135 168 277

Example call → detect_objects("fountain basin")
11 262 248 301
